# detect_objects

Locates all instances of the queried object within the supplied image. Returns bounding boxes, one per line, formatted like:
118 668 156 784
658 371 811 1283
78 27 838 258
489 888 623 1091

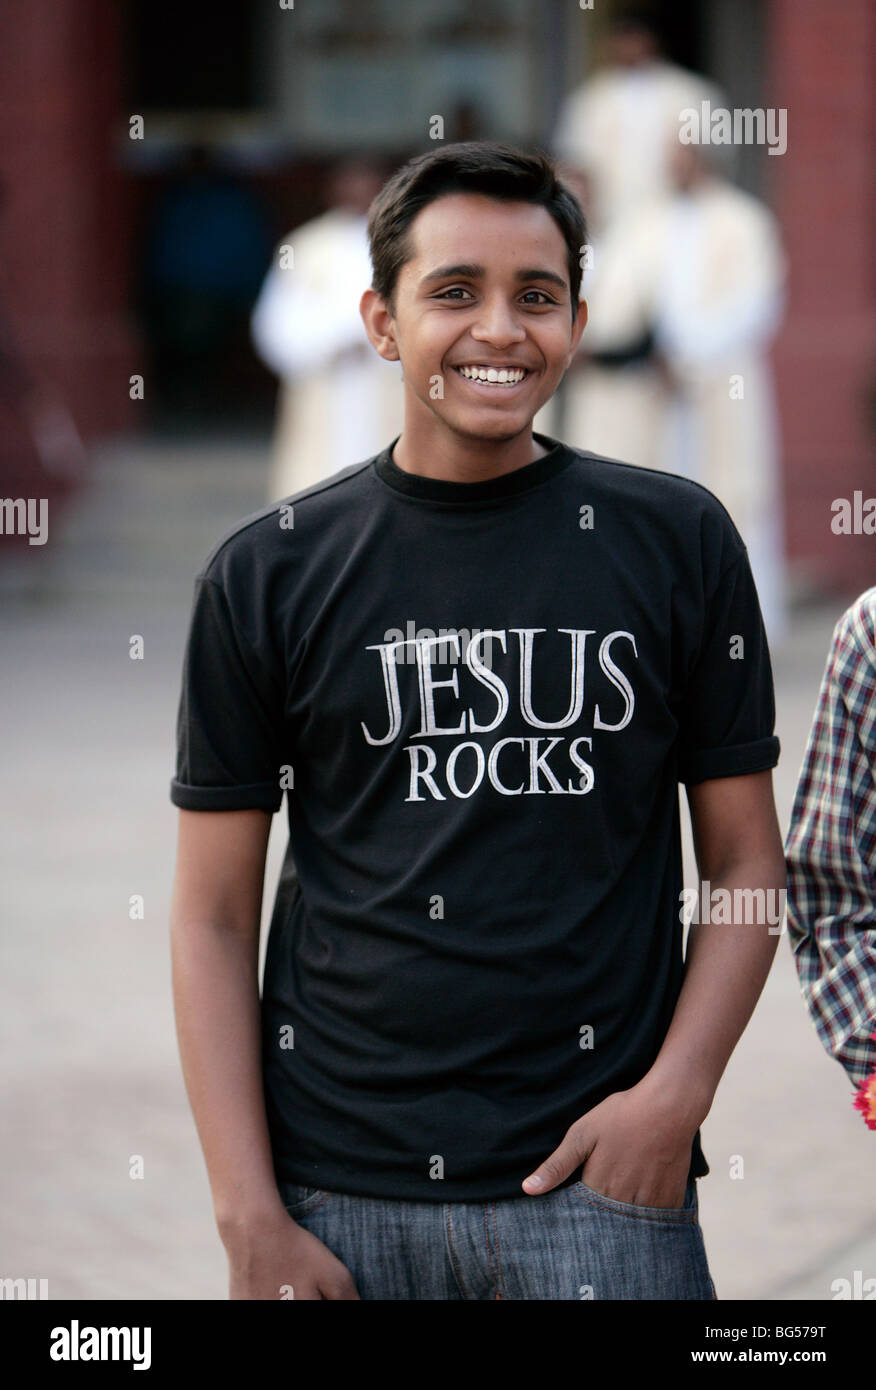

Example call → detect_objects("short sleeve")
677 549 780 785
170 575 286 812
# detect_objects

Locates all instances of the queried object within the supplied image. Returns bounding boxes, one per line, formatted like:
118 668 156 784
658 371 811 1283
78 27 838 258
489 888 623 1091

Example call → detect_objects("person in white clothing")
553 11 724 236
252 159 404 501
565 139 788 643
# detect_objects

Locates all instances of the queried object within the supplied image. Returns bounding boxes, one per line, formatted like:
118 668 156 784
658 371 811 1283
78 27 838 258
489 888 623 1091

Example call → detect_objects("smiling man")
169 142 785 1301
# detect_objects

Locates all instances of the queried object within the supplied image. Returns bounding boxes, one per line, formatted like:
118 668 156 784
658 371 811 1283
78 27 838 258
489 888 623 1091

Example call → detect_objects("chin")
448 410 533 443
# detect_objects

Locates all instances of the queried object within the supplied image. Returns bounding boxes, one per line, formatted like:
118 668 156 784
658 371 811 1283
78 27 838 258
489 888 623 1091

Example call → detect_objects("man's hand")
521 1078 702 1209
223 1208 361 1300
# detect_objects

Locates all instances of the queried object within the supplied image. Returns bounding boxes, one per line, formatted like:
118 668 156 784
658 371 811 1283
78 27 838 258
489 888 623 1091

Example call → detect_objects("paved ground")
1 433 873 1301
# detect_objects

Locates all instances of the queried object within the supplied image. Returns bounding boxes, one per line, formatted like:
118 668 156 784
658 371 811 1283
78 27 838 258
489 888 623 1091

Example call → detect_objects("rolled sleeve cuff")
170 778 283 812
679 735 780 786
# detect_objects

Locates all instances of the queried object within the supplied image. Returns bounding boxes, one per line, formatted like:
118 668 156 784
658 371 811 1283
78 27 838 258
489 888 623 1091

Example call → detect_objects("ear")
360 287 400 362
566 297 588 365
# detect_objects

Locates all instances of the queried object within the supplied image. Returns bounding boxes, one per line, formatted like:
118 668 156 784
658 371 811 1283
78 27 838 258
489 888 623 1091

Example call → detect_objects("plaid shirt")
785 587 876 1087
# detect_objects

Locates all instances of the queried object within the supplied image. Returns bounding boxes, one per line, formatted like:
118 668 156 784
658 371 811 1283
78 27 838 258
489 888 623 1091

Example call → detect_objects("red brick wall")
766 0 875 592
0 0 137 439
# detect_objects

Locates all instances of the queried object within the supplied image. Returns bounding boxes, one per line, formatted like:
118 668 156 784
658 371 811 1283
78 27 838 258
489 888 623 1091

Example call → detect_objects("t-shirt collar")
373 432 574 506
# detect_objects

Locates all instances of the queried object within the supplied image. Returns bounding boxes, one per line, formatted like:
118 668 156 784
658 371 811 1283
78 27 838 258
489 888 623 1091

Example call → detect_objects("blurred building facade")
0 0 871 591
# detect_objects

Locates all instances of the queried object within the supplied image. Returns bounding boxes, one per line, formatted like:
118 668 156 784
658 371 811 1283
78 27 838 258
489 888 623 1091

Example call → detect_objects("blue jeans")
278 1176 717 1300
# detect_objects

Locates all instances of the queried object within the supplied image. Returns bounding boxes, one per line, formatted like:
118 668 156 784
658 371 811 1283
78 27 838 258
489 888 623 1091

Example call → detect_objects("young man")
170 142 785 1301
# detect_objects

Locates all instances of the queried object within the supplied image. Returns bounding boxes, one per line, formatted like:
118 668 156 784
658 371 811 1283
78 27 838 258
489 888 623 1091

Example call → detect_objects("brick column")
0 0 138 441
765 0 875 592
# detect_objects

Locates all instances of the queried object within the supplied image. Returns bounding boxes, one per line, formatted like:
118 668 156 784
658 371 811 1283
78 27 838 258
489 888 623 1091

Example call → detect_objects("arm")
170 808 278 1232
170 807 358 1299
523 770 785 1205
647 769 786 1121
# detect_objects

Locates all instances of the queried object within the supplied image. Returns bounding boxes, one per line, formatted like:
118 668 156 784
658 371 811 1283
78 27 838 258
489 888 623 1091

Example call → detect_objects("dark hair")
367 141 587 321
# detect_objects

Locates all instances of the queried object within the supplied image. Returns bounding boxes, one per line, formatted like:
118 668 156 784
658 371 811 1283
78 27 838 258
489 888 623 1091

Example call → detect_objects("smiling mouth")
454 364 531 387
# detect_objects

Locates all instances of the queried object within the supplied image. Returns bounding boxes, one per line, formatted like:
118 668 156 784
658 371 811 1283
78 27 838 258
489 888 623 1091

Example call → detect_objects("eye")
520 290 555 305
434 286 474 301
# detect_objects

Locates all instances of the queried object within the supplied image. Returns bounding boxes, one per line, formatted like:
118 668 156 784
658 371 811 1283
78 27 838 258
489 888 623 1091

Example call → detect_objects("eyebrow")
420 263 569 291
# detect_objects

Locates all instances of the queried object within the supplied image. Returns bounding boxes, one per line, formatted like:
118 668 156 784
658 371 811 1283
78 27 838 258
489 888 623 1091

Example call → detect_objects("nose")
469 293 526 349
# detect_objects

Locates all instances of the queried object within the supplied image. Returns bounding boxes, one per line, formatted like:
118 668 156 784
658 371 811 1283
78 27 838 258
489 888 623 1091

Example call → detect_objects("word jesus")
360 627 638 802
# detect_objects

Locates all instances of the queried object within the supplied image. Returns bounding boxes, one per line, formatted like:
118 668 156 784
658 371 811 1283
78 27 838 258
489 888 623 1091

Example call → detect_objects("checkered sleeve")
785 588 876 1086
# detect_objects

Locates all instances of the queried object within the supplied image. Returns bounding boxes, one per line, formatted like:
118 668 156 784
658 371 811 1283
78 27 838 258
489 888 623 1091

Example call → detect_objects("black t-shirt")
170 433 780 1202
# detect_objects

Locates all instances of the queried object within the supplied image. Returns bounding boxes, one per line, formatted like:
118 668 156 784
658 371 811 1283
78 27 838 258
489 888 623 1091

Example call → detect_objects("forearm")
643 851 786 1125
170 913 285 1239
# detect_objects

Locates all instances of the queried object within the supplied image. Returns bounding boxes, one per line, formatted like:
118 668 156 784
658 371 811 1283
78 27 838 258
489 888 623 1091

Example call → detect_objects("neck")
391 407 548 485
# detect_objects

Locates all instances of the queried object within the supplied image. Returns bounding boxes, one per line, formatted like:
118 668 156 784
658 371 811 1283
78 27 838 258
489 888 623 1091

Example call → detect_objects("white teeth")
458 365 527 385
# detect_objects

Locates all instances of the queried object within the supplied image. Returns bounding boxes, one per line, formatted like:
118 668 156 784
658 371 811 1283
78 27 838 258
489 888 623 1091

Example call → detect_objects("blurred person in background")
251 157 403 502
553 7 722 237
785 588 876 1128
562 138 788 644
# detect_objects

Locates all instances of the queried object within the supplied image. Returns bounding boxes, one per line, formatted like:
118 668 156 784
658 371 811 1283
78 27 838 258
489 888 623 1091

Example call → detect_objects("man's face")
368 193 586 446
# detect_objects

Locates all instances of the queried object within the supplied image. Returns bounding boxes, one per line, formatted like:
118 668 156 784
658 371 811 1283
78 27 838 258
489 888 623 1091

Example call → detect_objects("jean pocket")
279 1182 333 1218
571 1177 697 1223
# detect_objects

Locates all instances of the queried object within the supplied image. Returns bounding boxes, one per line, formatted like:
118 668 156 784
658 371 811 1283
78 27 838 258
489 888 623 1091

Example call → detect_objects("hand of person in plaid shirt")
785 587 876 1124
